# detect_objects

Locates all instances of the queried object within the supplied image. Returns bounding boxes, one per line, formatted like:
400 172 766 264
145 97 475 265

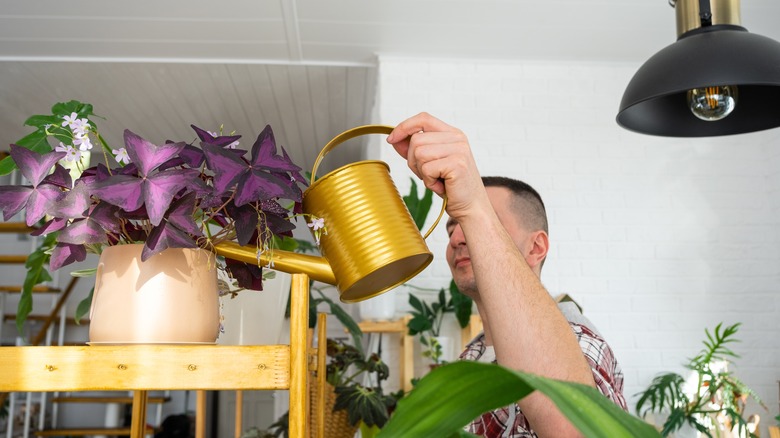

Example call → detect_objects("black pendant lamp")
617 0 780 137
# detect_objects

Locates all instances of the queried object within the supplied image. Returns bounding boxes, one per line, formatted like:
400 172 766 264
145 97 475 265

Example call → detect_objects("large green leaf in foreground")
378 361 660 438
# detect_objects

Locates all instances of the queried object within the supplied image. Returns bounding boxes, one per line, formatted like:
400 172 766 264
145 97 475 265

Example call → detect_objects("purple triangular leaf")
177 144 206 168
31 217 68 236
271 170 303 202
89 201 122 234
225 201 258 246
0 185 32 221
43 163 73 189
91 174 144 212
191 125 242 148
259 199 289 216
249 125 300 172
233 169 297 207
280 146 308 187
143 169 198 226
265 212 296 236
142 222 198 261
49 243 87 271
225 259 264 291
201 143 247 195
51 181 92 218
24 184 63 226
165 192 201 237
123 130 186 177
57 218 109 245
9 144 66 187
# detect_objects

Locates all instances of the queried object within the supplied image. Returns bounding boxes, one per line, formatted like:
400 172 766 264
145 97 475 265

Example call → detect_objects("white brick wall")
371 56 780 428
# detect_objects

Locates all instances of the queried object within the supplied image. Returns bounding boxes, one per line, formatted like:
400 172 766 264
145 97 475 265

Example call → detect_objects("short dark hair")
481 176 548 235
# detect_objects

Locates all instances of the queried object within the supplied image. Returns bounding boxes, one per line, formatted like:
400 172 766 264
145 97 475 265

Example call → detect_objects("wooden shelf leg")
131 390 148 438
316 313 327 438
234 390 243 438
196 390 206 438
289 273 310 438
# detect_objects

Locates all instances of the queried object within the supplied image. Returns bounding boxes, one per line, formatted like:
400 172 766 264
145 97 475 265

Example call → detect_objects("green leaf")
23 115 62 129
414 185 434 231
70 268 98 278
75 288 94 324
51 100 93 117
634 372 687 418
402 178 434 231
449 280 473 328
407 314 432 335
408 294 424 313
335 385 389 427
17 233 58 332
378 361 660 438
315 290 363 352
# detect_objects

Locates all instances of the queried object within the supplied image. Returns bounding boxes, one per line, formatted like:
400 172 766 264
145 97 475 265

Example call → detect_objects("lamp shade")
617 26 780 137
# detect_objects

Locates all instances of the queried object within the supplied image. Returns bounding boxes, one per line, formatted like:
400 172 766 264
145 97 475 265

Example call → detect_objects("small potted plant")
406 279 472 367
320 338 402 436
269 337 401 438
0 100 311 340
635 322 766 437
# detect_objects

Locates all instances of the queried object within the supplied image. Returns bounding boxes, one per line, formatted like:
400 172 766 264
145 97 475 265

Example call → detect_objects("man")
387 113 626 438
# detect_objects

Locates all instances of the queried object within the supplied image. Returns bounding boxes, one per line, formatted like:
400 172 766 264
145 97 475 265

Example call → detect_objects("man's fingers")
386 112 455 144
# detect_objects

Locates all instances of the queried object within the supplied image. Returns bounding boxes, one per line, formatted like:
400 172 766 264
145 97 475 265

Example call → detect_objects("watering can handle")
310 124 447 240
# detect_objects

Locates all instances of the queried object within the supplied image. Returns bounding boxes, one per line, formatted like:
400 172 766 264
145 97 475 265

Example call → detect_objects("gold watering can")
215 125 445 302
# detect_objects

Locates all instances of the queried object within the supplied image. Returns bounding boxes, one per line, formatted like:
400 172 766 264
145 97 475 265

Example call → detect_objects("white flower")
71 119 91 137
307 217 327 245
112 147 131 165
55 142 81 162
226 139 239 149
61 112 79 129
73 133 93 151
308 217 325 231
207 130 218 138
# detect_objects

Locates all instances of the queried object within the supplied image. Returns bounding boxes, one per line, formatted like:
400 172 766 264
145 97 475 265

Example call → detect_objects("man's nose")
449 224 466 247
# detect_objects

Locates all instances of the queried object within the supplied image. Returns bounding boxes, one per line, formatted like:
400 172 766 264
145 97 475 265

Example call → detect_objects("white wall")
370 56 780 427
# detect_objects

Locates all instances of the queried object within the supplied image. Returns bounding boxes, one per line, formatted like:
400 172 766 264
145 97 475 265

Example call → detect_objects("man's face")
445 186 532 298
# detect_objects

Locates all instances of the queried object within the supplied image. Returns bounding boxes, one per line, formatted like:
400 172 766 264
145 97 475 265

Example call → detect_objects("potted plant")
0 100 311 339
406 279 472 366
319 338 402 436
635 322 765 437
273 336 402 438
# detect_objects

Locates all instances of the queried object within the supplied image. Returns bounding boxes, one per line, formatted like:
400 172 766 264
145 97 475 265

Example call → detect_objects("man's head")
446 176 549 297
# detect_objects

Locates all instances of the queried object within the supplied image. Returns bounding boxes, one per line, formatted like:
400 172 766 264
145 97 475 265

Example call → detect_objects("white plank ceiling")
1 0 779 171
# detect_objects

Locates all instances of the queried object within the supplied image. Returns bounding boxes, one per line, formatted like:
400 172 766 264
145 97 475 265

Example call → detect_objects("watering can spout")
214 241 337 286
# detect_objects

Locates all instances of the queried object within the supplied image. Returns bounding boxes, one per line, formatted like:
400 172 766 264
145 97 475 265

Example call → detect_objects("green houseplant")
635 322 765 437
407 280 472 366
323 338 403 430
0 100 311 331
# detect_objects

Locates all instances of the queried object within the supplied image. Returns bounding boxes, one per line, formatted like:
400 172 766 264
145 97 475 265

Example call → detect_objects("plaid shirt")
459 318 627 437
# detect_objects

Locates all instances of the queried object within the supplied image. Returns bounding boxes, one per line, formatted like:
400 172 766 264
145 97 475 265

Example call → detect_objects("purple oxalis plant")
0 101 309 330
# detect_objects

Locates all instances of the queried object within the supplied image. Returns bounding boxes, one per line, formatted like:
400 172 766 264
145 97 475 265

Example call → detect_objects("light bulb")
687 85 738 121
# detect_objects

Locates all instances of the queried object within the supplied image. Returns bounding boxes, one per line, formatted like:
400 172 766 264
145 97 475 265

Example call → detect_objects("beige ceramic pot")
89 244 220 344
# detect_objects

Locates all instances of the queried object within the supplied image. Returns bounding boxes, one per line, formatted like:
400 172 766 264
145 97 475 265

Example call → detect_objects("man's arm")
387 113 595 437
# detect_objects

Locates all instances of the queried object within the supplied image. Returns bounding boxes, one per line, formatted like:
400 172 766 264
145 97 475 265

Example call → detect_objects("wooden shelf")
0 272 320 438
358 316 414 392
0 345 291 392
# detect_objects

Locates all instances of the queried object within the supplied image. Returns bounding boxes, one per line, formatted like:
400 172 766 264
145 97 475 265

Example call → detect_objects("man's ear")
525 230 549 271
